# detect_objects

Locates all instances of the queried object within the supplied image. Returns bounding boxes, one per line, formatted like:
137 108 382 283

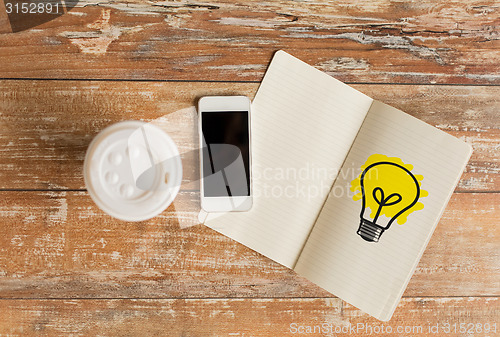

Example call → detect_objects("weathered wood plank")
0 80 497 191
0 0 498 84
0 191 497 298
0 297 497 336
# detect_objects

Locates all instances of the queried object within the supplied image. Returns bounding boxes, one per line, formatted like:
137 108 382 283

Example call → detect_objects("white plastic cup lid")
83 121 182 221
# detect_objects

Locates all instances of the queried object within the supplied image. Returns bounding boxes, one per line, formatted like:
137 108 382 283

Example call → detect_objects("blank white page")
294 101 472 320
204 50 374 268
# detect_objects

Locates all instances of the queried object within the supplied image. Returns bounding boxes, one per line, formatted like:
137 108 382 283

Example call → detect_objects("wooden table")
0 1 498 335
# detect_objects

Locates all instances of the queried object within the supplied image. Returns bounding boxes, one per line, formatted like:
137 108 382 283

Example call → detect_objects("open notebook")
203 50 472 321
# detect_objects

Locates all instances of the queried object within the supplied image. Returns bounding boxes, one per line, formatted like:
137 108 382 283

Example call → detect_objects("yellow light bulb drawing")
350 154 428 243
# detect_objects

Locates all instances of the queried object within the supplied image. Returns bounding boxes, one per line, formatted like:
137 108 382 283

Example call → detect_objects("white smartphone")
198 96 252 212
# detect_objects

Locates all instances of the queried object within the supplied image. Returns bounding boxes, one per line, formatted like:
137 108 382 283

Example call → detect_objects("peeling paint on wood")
0 297 497 336
60 9 155 55
0 191 497 298
0 80 497 191
0 0 498 83
0 0 497 331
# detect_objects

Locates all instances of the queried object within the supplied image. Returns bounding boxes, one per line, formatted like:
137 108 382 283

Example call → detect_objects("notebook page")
204 51 374 268
294 101 472 320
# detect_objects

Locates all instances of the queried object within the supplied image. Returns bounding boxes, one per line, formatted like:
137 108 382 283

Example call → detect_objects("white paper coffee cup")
83 121 182 221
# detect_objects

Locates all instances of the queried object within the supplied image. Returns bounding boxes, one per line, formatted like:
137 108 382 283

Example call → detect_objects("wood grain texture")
0 1 10 34
0 0 498 330
0 297 497 336
0 191 497 298
0 0 498 83
0 80 498 191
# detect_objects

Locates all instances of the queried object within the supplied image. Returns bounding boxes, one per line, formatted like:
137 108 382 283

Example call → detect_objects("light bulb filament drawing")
351 154 428 243
371 187 402 224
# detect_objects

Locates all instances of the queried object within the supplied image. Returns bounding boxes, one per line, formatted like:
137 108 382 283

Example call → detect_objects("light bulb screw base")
357 219 385 242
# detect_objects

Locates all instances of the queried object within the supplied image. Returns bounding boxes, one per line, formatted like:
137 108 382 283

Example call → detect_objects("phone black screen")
202 111 250 197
